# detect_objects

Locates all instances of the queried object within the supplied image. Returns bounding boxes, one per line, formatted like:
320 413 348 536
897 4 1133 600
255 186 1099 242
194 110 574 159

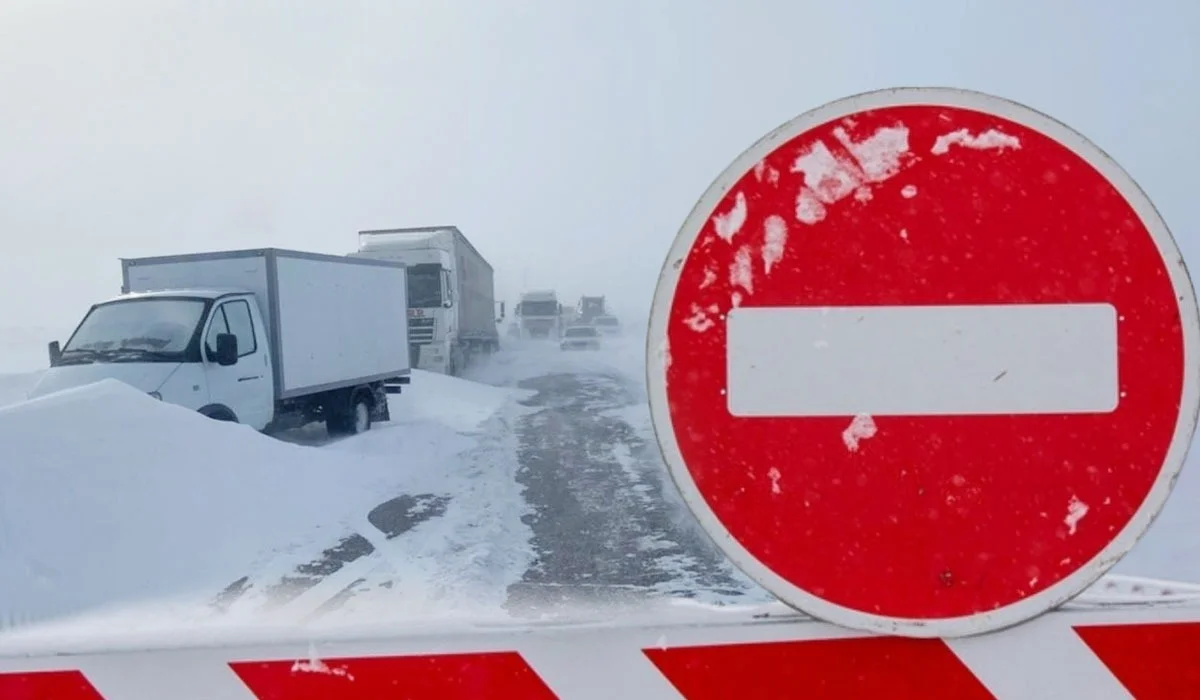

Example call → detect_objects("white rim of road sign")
645 86 1200 639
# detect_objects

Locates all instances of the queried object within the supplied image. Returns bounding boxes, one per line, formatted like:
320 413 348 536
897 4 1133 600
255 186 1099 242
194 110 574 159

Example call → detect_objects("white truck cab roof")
100 288 250 304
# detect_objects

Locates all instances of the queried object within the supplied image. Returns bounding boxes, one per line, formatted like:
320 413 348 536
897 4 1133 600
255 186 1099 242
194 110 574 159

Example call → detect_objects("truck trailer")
29 248 411 436
577 295 606 324
351 226 502 377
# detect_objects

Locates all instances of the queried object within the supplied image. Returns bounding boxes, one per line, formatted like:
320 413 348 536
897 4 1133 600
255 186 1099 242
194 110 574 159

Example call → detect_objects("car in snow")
559 324 601 351
591 314 621 336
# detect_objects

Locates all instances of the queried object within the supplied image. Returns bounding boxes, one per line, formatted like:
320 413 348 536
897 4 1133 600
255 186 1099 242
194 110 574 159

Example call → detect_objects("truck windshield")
408 263 443 308
60 297 206 362
521 300 558 316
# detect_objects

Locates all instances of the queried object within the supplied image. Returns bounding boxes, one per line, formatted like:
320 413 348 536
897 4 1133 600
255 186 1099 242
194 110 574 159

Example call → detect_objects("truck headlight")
148 391 163 400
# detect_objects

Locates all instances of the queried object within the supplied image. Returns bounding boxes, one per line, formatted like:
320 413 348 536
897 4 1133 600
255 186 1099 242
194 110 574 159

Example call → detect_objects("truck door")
203 297 273 430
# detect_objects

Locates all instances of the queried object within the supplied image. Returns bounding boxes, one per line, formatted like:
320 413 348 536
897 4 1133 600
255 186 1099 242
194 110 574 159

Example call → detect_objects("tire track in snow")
506 370 761 618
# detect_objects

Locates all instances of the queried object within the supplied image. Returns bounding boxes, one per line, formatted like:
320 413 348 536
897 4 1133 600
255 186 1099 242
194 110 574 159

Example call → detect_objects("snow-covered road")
209 336 769 627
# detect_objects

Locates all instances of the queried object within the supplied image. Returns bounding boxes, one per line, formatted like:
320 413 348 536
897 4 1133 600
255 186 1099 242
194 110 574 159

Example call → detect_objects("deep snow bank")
391 369 531 432
0 380 386 628
0 372 40 409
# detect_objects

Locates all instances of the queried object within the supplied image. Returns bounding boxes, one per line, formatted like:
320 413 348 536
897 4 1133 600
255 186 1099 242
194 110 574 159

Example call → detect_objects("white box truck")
350 226 502 377
29 248 411 436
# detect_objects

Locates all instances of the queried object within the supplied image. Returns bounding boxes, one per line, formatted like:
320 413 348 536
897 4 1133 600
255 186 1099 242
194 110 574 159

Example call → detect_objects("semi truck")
515 289 563 339
28 248 411 436
351 226 502 377
577 295 606 324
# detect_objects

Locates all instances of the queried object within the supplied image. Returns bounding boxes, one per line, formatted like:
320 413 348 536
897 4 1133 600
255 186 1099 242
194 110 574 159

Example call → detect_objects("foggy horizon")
3 1 1197 337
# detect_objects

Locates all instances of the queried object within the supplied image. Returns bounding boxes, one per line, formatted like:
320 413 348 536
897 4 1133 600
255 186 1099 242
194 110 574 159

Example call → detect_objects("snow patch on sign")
683 303 719 333
768 467 782 495
796 189 827 224
731 292 743 308
730 246 754 294
699 267 717 289
753 160 780 185
762 216 787 274
931 128 1021 155
833 125 910 182
901 185 918 198
793 141 860 203
842 414 877 452
713 191 748 242
791 124 912 227
1065 496 1089 535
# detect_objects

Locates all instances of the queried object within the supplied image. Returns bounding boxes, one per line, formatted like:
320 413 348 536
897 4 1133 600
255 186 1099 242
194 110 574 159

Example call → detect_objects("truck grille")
409 317 435 344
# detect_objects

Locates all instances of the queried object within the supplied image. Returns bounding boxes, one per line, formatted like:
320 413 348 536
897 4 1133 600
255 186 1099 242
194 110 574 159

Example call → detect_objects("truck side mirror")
215 333 239 366
47 340 61 366
496 301 505 323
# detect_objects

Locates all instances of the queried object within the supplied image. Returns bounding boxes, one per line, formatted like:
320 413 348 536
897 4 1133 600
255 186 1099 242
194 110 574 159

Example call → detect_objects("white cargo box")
122 248 410 399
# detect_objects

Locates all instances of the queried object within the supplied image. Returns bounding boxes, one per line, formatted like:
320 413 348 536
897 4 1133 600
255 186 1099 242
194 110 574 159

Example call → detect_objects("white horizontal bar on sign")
725 303 1118 417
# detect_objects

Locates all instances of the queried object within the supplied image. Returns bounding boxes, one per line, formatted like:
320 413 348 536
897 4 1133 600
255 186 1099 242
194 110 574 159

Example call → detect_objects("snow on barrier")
4 86 1200 698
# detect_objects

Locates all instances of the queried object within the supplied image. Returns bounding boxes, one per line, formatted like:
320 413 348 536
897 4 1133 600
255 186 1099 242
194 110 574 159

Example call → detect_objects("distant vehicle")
516 289 563 339
31 248 411 436
577 295 606 324
351 225 503 378
560 324 602 351
592 314 621 336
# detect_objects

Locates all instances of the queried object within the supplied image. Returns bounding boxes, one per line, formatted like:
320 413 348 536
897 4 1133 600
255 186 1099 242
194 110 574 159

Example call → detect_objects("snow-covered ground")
0 379 383 629
2 321 1200 643
0 325 539 636
0 326 60 409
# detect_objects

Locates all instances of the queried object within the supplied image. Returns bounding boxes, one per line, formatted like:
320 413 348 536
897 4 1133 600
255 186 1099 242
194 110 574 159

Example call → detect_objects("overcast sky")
1 0 1197 334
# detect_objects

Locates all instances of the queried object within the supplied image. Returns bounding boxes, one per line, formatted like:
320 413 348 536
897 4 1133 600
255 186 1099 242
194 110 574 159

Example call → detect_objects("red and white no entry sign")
647 87 1200 637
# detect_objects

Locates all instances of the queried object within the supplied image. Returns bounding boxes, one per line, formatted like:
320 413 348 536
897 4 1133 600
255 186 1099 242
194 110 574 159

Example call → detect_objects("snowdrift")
390 369 532 432
0 379 384 628
0 371 40 409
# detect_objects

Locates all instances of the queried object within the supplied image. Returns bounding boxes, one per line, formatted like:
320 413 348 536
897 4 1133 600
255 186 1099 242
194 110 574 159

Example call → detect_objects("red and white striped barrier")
2 594 1200 699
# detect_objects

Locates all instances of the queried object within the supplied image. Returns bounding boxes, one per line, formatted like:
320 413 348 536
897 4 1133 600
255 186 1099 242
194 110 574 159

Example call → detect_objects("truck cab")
32 290 276 430
352 226 501 377
515 290 562 339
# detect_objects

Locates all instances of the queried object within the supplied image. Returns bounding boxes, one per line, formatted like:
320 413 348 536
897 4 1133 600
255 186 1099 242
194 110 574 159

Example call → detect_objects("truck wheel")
350 397 372 434
200 405 238 423
326 391 372 436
